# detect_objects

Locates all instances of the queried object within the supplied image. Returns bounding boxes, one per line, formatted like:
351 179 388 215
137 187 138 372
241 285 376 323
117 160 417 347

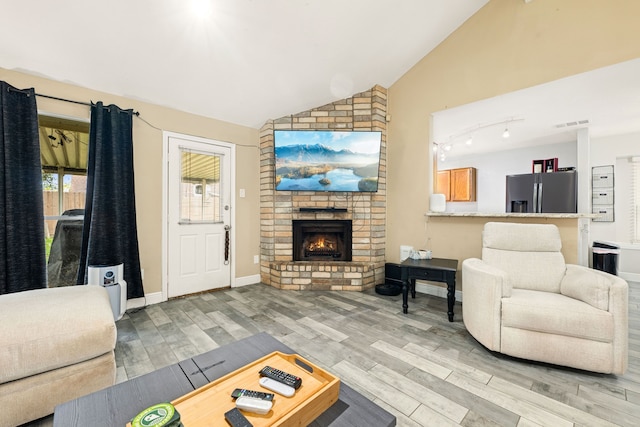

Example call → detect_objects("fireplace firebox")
292 220 352 261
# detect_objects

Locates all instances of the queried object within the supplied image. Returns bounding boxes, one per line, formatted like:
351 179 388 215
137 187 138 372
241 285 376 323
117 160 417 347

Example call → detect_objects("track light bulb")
466 136 473 145
502 128 510 138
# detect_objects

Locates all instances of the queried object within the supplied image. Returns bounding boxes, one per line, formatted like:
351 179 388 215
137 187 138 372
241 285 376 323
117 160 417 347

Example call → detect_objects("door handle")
224 225 230 265
537 183 543 212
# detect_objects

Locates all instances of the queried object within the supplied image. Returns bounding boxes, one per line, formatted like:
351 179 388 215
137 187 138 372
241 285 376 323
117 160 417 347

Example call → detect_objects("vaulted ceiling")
0 0 488 128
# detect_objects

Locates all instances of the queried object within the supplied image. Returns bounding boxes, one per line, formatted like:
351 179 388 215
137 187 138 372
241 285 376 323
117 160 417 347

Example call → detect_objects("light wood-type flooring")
26 280 639 426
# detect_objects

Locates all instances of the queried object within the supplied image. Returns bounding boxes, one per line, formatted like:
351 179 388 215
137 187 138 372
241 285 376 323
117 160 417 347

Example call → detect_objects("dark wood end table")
400 257 458 321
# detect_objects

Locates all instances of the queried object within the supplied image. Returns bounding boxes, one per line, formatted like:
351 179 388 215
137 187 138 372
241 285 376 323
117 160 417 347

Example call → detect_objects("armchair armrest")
561 264 621 311
462 258 511 351
561 264 628 373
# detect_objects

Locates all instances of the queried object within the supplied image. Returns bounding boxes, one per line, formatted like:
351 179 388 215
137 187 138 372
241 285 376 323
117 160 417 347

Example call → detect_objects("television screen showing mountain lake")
277 168 374 191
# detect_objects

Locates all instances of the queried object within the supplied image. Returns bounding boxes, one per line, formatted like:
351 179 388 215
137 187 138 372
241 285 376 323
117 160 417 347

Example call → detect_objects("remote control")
259 376 295 397
231 388 274 401
259 365 302 389
224 407 253 427
235 396 273 415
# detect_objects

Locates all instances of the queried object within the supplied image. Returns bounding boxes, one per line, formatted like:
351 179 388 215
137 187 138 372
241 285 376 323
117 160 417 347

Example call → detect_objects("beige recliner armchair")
462 222 628 374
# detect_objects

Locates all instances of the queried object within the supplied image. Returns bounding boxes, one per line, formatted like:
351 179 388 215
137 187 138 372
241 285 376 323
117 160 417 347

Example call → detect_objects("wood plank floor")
115 281 639 427
27 280 639 426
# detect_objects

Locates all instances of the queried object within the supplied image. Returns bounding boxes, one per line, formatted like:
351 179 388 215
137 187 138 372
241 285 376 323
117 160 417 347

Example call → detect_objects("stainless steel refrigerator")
506 171 577 213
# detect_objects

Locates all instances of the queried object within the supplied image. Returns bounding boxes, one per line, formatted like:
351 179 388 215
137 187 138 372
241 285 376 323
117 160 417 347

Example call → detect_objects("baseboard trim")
126 275 260 310
235 274 260 287
127 277 463 309
127 292 163 309
414 280 463 302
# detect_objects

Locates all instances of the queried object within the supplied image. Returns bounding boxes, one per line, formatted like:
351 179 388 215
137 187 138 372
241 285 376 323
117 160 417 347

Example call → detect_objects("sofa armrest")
462 258 511 351
561 264 628 374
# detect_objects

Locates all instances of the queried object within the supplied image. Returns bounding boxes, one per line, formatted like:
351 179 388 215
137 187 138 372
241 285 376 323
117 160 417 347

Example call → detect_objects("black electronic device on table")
224 407 253 427
231 388 274 401
258 365 302 389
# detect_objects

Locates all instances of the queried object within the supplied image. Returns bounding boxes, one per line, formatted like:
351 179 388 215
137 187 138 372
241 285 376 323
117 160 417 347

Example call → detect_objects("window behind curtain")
39 115 89 285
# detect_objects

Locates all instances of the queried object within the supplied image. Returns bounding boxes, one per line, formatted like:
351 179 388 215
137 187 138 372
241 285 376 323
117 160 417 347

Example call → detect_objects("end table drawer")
407 268 446 282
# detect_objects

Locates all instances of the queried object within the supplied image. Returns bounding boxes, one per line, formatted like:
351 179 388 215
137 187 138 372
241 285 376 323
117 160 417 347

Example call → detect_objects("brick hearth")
259 86 387 291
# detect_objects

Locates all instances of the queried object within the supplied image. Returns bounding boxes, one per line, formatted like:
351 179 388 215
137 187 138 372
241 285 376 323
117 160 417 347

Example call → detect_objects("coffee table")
53 332 396 426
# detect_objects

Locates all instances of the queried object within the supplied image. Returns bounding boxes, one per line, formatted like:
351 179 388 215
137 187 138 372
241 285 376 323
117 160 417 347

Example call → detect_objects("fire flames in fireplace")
305 235 339 258
293 219 352 261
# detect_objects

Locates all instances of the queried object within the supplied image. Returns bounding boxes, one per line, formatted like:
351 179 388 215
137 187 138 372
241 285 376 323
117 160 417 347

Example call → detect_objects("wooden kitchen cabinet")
436 167 476 202
436 170 451 200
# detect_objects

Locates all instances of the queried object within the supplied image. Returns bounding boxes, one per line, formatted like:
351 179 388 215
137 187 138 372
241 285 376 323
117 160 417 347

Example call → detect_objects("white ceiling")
0 0 488 128
433 58 640 161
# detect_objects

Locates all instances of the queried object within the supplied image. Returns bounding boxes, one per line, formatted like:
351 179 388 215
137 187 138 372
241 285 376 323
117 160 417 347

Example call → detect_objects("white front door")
167 134 232 298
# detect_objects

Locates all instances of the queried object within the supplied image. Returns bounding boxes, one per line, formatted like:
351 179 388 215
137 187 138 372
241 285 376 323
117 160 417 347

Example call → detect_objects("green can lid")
131 403 180 427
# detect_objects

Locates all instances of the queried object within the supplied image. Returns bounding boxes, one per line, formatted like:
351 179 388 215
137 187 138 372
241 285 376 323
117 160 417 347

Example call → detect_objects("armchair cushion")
482 222 566 292
502 289 614 342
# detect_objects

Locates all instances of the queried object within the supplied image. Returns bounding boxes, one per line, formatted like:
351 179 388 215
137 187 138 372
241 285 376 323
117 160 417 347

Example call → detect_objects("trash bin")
375 263 403 296
592 241 619 275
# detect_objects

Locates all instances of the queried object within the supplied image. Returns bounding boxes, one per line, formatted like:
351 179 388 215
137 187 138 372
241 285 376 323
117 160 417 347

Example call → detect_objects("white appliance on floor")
88 264 127 321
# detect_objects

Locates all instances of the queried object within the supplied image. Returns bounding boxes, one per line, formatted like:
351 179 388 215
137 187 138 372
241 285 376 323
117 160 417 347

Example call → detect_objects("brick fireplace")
259 85 387 291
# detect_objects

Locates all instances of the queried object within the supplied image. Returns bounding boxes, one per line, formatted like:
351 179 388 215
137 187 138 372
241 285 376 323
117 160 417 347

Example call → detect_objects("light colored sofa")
462 222 628 374
0 285 116 426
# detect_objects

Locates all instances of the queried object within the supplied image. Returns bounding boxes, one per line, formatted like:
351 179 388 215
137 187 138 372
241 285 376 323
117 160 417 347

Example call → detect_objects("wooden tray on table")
129 351 340 427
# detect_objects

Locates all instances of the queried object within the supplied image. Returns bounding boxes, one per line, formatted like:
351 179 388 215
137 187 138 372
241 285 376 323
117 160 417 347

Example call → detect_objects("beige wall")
427 216 580 266
0 68 260 296
387 0 640 266
6 0 640 298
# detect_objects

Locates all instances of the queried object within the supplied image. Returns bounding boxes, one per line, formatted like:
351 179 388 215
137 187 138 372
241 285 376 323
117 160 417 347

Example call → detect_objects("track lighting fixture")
437 117 522 157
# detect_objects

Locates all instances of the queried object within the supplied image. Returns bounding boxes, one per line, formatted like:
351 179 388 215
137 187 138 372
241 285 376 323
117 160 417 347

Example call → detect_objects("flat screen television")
274 130 382 192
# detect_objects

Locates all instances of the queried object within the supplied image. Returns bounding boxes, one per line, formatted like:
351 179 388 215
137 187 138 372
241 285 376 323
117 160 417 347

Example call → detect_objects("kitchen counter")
423 213 593 269
425 212 598 219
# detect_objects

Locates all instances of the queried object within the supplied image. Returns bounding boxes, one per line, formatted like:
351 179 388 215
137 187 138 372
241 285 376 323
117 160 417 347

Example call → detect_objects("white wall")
438 141 577 212
590 131 640 244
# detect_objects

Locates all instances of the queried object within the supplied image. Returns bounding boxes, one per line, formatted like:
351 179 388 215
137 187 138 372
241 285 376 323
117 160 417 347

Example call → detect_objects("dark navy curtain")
0 81 46 294
77 102 144 299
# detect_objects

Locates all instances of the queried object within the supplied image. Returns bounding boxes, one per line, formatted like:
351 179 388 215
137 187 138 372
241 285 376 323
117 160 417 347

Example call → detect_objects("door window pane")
180 149 222 223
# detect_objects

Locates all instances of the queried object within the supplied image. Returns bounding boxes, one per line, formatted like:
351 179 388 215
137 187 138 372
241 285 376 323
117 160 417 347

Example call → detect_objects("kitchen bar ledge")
425 212 598 219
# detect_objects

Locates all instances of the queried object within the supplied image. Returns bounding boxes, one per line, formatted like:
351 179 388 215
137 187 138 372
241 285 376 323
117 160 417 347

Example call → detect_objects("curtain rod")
35 92 140 116
36 93 91 107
